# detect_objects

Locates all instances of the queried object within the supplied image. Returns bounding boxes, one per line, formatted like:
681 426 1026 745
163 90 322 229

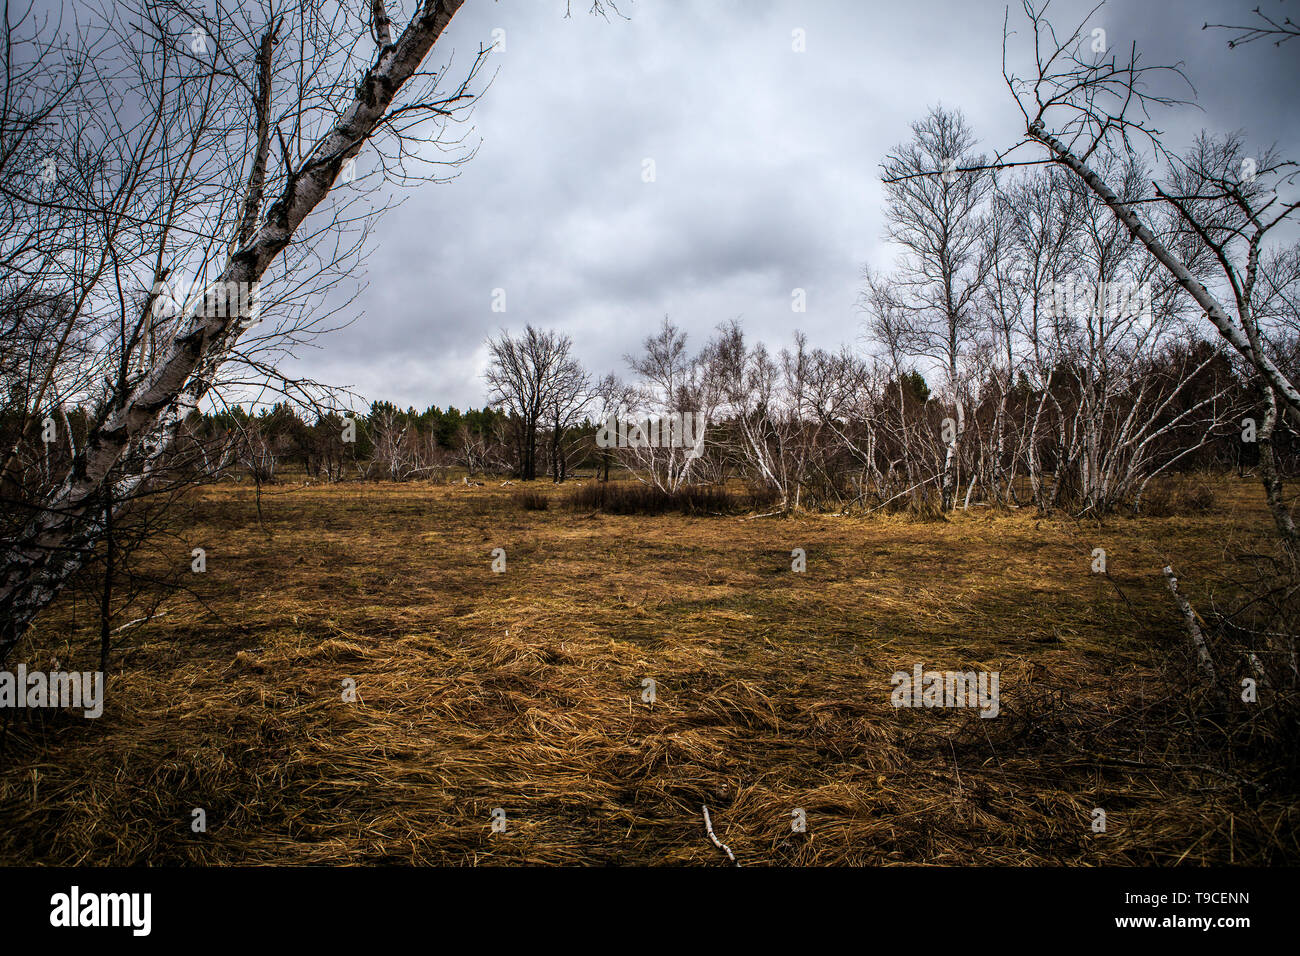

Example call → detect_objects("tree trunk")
0 0 468 662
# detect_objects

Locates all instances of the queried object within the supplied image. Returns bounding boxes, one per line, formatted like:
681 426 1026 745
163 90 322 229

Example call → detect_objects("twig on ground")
112 610 170 633
702 805 738 865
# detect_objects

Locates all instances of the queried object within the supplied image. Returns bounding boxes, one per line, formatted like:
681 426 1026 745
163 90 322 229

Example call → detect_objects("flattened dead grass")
1 476 1296 865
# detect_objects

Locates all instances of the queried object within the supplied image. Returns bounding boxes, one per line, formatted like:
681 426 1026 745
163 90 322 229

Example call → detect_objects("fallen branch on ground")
1163 566 1217 683
112 610 170 634
702 805 738 866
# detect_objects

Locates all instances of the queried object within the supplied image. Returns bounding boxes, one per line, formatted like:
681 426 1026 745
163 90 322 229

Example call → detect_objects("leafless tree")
621 318 715 493
0 0 485 661
985 165 1084 506
543 354 591 484
877 105 997 508
485 326 586 481
589 372 635 481
1002 0 1300 543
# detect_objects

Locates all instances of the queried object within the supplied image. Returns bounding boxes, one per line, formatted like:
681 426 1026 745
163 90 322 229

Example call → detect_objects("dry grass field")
1 474 1296 865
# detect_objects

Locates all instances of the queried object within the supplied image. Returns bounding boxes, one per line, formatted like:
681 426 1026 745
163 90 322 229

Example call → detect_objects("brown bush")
512 488 550 511
1140 483 1175 516
566 481 779 515
1176 482 1216 513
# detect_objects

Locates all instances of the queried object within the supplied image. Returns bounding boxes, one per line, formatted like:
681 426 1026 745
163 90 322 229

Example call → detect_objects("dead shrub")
512 489 550 511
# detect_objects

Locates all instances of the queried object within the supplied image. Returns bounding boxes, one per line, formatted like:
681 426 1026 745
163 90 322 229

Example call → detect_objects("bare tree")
589 372 635 481
1002 0 1300 542
0 0 484 660
985 165 1084 507
621 318 715 492
876 105 996 509
544 355 590 484
484 326 585 481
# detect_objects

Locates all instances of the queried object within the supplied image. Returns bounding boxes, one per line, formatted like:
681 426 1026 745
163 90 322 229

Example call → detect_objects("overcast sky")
280 0 1300 412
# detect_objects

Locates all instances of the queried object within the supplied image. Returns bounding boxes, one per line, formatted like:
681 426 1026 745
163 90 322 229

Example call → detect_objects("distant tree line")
175 401 508 483
478 319 1290 516
47 291 1272 515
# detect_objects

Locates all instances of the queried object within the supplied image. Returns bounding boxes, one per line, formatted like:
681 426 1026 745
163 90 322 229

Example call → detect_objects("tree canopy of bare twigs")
0 0 484 661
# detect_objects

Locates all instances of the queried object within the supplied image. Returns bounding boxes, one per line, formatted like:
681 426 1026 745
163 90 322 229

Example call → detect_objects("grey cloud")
282 0 1300 410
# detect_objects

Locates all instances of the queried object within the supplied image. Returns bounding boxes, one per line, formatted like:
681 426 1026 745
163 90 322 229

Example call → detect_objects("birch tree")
621 318 714 493
0 0 483 660
1002 0 1300 543
877 105 996 509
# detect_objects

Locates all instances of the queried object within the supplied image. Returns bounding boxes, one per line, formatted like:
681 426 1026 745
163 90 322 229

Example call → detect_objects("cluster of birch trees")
480 103 1273 514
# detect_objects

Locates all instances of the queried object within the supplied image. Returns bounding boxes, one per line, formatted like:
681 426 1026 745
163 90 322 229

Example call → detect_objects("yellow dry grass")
1 474 1296 865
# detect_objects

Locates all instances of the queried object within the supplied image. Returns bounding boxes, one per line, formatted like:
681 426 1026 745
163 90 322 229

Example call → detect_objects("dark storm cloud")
284 0 1300 410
